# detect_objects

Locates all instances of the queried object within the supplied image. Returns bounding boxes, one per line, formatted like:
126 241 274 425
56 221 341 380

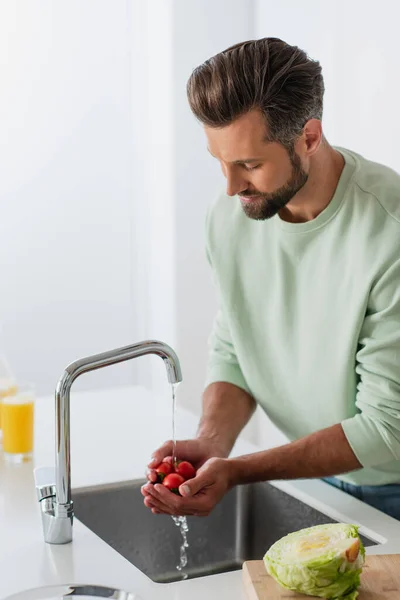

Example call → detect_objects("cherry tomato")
162 473 186 494
155 461 174 482
174 460 196 480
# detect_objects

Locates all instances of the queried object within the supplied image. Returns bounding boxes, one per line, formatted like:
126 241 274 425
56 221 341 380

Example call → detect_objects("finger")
148 440 174 467
145 485 176 508
179 473 212 498
146 483 178 506
148 485 193 514
151 484 208 516
146 469 158 483
152 483 197 509
152 484 181 507
143 496 156 509
141 483 154 497
144 494 172 513
147 480 216 516
159 481 220 516
149 439 202 468
144 494 176 514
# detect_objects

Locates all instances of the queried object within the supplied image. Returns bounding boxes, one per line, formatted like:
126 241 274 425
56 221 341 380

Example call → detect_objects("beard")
240 150 308 220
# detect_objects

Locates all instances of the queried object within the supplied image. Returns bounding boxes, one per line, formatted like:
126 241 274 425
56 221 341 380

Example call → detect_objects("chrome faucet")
34 340 182 544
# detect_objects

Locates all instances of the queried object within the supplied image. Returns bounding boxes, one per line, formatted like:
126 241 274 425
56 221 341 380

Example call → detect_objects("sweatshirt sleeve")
341 258 400 467
204 206 251 395
205 307 251 394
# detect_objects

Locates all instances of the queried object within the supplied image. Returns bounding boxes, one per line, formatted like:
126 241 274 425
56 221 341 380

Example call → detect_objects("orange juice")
2 395 34 455
0 380 18 430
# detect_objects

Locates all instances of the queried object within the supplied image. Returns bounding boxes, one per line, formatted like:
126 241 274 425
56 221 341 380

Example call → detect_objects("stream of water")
170 383 189 579
171 515 189 579
171 382 178 467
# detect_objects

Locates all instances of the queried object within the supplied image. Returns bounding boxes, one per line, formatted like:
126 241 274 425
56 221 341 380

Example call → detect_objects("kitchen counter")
1 385 400 600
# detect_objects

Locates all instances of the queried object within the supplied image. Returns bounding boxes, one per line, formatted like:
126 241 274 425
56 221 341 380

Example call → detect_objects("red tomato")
174 460 196 480
155 462 173 482
162 473 185 494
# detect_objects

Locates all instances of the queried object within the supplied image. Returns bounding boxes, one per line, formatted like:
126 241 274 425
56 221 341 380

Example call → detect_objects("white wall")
127 0 177 392
0 0 144 394
254 0 400 170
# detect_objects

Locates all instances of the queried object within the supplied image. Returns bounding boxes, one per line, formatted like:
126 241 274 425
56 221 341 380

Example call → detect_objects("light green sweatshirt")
206 147 400 486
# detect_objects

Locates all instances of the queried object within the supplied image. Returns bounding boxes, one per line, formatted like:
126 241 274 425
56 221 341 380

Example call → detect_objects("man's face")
205 109 308 220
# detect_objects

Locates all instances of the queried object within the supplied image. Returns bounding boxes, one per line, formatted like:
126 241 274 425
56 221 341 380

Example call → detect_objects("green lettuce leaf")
264 523 365 599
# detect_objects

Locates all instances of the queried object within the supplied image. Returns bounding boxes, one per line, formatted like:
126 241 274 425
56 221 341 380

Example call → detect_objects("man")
141 37 400 519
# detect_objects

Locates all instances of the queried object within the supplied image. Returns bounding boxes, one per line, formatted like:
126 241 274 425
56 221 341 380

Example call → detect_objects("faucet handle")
34 466 72 544
34 466 56 501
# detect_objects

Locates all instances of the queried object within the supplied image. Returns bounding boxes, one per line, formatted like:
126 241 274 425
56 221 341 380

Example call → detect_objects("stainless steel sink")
73 479 376 584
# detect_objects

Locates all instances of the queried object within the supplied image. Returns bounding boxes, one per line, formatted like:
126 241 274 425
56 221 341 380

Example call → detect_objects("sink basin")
73 479 376 584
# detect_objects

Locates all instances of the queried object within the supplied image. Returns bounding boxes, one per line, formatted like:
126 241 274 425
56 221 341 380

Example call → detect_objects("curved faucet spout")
35 340 182 544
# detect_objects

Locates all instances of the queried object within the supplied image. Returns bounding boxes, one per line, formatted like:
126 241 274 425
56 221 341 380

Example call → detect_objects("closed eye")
243 163 261 171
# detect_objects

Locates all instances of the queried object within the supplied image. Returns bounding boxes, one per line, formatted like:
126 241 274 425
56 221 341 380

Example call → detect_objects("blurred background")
0 0 398 445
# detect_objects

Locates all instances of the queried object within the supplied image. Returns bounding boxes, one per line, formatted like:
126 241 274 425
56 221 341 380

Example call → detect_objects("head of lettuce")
264 523 365 599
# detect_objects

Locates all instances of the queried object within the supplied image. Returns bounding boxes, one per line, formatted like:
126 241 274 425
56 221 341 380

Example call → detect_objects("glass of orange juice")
2 384 35 463
0 378 18 438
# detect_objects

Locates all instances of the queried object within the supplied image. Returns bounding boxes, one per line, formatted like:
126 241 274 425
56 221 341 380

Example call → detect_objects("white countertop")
1 385 400 600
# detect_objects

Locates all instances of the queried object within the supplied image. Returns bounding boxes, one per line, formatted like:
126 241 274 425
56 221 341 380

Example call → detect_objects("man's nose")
225 168 248 197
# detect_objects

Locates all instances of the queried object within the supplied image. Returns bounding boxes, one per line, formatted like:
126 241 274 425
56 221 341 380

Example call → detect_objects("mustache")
240 192 264 198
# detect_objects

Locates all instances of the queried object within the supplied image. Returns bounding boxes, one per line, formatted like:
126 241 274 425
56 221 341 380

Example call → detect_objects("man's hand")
145 437 227 484
143 382 257 514
142 457 233 516
142 423 362 516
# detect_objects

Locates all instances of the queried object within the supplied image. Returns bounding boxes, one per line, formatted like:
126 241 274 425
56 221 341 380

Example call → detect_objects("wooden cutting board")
243 555 400 599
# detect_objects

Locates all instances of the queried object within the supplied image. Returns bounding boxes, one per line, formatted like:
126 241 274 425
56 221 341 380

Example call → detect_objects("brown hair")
187 37 324 149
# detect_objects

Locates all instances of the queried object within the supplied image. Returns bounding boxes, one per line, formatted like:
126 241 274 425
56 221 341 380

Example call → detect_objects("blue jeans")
323 477 400 520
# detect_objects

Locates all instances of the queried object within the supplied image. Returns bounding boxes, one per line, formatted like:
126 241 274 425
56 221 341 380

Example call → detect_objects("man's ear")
299 119 323 157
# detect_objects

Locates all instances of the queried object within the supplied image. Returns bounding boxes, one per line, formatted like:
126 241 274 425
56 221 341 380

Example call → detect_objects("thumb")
148 439 190 467
148 441 174 467
179 472 211 497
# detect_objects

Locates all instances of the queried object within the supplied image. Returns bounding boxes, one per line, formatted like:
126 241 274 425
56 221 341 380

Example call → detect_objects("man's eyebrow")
207 148 263 163
233 158 262 164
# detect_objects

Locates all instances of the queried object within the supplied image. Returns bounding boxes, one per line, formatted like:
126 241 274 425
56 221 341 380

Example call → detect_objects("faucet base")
41 506 73 545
